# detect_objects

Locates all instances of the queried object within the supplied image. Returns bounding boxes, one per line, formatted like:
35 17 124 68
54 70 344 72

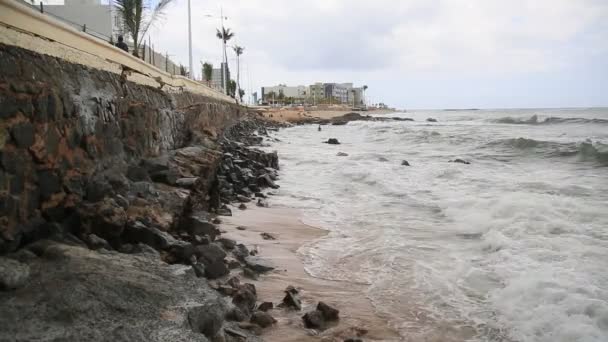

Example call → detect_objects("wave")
492 114 608 125
487 138 608 165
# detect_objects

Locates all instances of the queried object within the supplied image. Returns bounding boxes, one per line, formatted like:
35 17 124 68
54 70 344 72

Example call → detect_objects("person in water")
318 125 322 131
115 35 129 53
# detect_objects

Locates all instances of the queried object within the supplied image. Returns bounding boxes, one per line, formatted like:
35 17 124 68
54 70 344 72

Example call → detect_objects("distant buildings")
210 63 230 91
261 82 367 107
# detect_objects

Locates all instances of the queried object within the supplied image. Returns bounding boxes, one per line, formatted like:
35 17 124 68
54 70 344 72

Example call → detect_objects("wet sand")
257 109 398 123
220 206 401 342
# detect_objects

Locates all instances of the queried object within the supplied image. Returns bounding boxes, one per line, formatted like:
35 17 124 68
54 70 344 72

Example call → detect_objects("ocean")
264 108 608 342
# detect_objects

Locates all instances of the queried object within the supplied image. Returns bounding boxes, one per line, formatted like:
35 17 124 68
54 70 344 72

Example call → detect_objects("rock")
250 311 276 328
238 203 247 210
218 238 237 250
257 174 279 189
450 158 471 165
325 138 340 145
256 199 268 208
244 256 275 273
195 244 227 265
257 302 273 312
217 207 232 216
10 122 35 148
224 327 248 339
401 160 410 166
317 301 340 321
217 285 235 296
426 118 438 122
6 249 37 264
187 301 229 338
204 260 229 279
237 322 262 335
378 157 389 162
181 213 220 240
337 152 349 157
126 165 151 182
232 244 249 261
260 232 276 240
344 338 364 342
192 263 206 278
85 234 111 250
302 310 325 329
175 177 198 189
285 285 299 295
236 226 246 231
212 218 222 224
80 198 127 240
283 291 302 310
226 276 241 289
236 195 251 203
233 283 257 314
227 307 248 322
254 192 266 198
227 259 240 269
0 257 30 290
122 221 177 250
243 267 259 280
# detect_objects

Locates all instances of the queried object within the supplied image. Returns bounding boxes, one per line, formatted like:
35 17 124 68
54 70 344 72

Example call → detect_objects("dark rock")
302 310 325 329
227 259 240 269
192 263 206 278
181 213 220 240
212 218 222 224
317 301 340 321
224 327 248 339
257 174 279 189
226 276 240 289
378 157 389 162
254 192 266 198
37 169 62 200
0 257 30 290
451 158 471 165
236 226 246 231
227 307 248 322
187 301 229 338
260 232 276 240
195 244 227 265
250 311 276 328
232 244 249 261
232 283 257 315
85 234 111 250
217 285 235 296
217 207 232 216
344 338 364 342
285 285 299 295
114 194 129 209
204 260 229 279
176 177 198 189
283 291 302 310
80 198 127 240
337 152 349 157
237 322 262 335
218 238 237 250
10 122 35 148
236 195 251 203
257 302 273 312
325 138 340 145
244 256 274 273
238 203 247 210
126 165 151 182
6 249 37 264
122 221 177 250
401 160 410 166
426 118 438 122
256 199 268 208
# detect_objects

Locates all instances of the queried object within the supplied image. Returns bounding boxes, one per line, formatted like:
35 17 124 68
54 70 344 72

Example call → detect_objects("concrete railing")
0 0 234 103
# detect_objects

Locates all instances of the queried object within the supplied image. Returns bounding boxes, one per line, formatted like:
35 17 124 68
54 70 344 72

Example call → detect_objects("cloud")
148 0 608 108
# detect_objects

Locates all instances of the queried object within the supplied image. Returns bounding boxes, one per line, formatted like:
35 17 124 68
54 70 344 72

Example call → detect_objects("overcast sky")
144 0 608 109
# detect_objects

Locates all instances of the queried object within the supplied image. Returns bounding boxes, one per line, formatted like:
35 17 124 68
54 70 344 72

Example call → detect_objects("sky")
144 0 606 109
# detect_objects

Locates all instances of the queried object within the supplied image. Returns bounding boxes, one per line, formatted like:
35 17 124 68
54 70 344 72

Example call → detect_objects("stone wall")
0 44 243 252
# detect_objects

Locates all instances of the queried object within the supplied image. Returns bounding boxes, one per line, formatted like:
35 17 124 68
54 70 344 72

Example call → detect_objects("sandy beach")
253 108 398 123
220 206 401 342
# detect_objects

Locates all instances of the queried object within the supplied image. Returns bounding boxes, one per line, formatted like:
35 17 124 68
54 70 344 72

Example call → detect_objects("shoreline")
255 108 399 124
221 206 401 341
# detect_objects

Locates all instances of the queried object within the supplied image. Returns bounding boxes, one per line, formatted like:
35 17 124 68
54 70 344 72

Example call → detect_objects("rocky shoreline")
0 114 361 341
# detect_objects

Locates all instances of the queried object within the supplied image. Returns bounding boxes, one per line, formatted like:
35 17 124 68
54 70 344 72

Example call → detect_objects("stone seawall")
0 44 243 252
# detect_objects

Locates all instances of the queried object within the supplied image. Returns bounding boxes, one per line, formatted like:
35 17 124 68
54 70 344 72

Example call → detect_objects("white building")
261 85 309 101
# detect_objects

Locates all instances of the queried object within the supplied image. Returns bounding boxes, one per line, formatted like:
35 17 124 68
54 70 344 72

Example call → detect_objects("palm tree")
232 45 244 103
201 62 213 86
363 85 368 107
216 27 235 94
114 0 175 57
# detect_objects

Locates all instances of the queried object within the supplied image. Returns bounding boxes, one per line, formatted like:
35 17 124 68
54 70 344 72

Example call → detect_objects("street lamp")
187 0 193 79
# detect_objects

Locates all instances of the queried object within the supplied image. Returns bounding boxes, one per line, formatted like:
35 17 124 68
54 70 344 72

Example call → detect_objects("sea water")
264 108 608 342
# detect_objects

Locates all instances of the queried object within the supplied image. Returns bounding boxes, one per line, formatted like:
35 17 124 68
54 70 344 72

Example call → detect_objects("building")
211 63 230 92
261 85 309 102
24 0 114 39
260 82 367 106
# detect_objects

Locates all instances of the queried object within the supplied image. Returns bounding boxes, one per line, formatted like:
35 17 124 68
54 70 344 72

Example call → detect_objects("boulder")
260 232 276 240
80 198 127 240
302 310 325 329
0 257 30 290
233 283 257 315
257 174 279 189
401 160 410 166
317 302 340 321
243 267 259 280
236 195 251 203
226 276 241 289
122 221 177 250
204 260 229 279
187 301 229 339
238 203 247 210
192 263 206 278
257 302 273 312
325 138 340 145
426 118 438 122
85 234 111 250
232 244 250 261
282 290 302 310
337 152 349 157
250 311 276 328
218 238 237 250
244 256 275 273
181 213 220 240
256 199 268 208
195 244 227 266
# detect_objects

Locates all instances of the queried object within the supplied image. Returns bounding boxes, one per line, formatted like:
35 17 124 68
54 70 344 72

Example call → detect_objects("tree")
228 79 237 98
238 89 245 102
114 0 175 57
216 27 235 94
232 45 244 103
202 62 213 86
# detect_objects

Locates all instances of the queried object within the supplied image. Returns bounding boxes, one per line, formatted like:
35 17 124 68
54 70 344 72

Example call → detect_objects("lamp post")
187 0 193 79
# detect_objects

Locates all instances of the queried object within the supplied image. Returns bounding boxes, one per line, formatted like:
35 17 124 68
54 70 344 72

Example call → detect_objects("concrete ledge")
0 0 233 102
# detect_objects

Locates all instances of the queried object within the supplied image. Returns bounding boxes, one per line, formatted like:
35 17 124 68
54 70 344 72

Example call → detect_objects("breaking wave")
487 138 608 165
492 115 608 125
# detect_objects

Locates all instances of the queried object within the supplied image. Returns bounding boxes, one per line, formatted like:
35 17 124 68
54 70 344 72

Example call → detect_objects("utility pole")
221 6 228 95
187 0 193 79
